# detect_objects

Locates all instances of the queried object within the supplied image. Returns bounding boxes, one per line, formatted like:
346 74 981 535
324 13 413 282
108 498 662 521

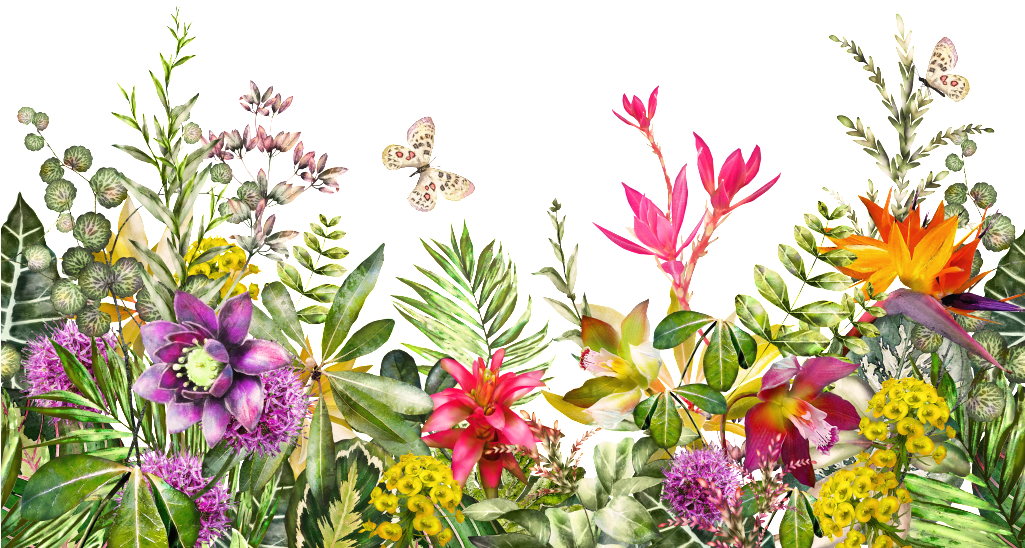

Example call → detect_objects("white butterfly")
919 37 970 102
381 117 475 212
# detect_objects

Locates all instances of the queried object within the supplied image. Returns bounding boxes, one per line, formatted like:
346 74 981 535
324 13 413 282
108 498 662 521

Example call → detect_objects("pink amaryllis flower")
421 349 545 497
744 356 861 487
695 133 780 215
595 166 704 266
133 292 293 447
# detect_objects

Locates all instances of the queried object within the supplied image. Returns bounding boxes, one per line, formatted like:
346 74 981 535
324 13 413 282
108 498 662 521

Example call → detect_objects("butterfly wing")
923 37 970 102
427 168 475 201
407 170 438 212
381 117 436 170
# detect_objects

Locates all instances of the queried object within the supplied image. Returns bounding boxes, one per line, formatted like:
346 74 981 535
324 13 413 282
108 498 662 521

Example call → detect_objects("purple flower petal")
941 292 1024 312
155 341 191 365
882 289 1002 368
203 398 232 447
166 330 205 346
217 293 253 347
225 373 264 431
140 321 186 362
204 339 229 363
181 390 209 400
133 364 175 404
158 366 187 390
228 340 293 375
174 292 218 336
183 321 216 339
209 366 233 398
167 400 204 433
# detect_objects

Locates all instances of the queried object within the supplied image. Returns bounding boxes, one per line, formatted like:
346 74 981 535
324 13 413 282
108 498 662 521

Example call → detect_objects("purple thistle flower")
662 445 743 529
23 320 116 417
139 451 231 547
132 292 294 447
222 366 309 456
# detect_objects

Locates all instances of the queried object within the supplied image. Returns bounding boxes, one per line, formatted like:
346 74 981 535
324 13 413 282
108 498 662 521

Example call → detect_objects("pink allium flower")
23 320 117 415
139 451 231 547
221 366 309 456
662 445 743 529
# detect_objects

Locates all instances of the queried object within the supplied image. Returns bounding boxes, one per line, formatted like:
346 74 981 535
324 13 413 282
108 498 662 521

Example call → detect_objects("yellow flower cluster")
360 454 463 547
184 237 260 299
812 466 912 548
860 378 952 467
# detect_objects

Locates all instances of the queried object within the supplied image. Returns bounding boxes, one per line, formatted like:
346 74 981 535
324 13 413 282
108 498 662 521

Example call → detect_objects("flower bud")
63 145 93 172
44 179 77 212
24 133 44 151
17 107 35 124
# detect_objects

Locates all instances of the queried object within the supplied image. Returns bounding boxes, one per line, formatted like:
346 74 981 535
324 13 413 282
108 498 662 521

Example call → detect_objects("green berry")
17 107 35 124
89 167 127 209
210 162 232 184
75 306 111 337
44 179 77 212
24 134 44 151
31 112 49 131
965 382 1006 423
39 157 65 183
23 244 54 273
183 122 202 144
63 145 93 172
73 212 112 252
945 153 964 172
56 212 74 233
944 182 968 206
51 278 87 315
0 343 22 380
961 139 978 157
62 247 94 277
77 261 113 300
110 257 143 297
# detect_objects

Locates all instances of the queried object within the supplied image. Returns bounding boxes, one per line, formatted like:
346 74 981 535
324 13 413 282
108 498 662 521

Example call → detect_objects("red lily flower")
695 133 780 214
744 356 860 487
421 349 545 496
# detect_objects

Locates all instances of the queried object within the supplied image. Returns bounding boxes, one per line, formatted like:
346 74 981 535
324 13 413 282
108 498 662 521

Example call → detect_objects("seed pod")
75 305 111 337
24 134 44 151
183 122 202 144
61 247 94 277
210 162 232 184
110 257 143 297
17 107 36 124
62 144 93 173
39 157 65 183
23 244 54 273
44 179 77 212
945 153 964 172
910 324 943 353
31 112 49 131
0 343 22 380
51 278 87 315
965 382 1006 423
89 167 128 209
56 212 74 233
73 212 112 252
78 261 114 300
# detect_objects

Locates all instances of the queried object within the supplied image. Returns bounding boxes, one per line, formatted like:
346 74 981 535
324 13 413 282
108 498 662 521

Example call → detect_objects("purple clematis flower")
132 291 293 447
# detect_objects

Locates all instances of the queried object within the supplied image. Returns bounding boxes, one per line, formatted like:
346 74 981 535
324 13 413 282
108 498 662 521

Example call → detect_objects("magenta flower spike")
132 291 293 447
613 86 659 131
744 356 861 486
694 133 780 214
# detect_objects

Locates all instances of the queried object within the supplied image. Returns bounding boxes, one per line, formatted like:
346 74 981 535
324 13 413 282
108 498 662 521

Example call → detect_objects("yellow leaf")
94 197 149 263
541 390 594 425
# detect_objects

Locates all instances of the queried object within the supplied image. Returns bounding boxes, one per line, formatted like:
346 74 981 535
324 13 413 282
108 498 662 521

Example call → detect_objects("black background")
8 4 1016 477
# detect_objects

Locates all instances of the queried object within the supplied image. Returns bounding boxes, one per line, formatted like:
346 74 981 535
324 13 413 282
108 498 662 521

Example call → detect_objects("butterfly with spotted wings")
381 117 475 212
918 37 970 102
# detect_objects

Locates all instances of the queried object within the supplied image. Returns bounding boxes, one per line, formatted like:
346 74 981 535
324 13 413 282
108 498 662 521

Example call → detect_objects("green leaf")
501 509 551 544
295 246 315 272
534 266 569 294
702 321 740 391
791 301 847 328
327 376 424 447
779 490 813 548
777 244 807 280
652 310 715 350
794 225 818 255
650 393 682 448
984 229 1025 346
773 329 829 356
735 294 772 340
633 394 657 429
911 499 1012 535
905 475 999 510
322 244 384 361
261 281 305 348
331 319 394 363
315 264 347 277
674 384 728 415
110 468 168 548
727 322 757 369
21 454 130 520
305 284 340 304
119 176 176 229
326 371 433 415
147 474 200 548
23 406 118 423
1 194 62 348
114 144 158 167
380 349 421 389
276 261 303 293
298 305 329 324
23 427 132 448
753 265 790 311
51 342 105 409
461 498 520 521
610 477 663 497
307 395 337 509
545 508 575 548
563 377 637 408
468 533 547 548
806 272 853 291
2 416 22 506
577 477 607 511
593 495 657 544
594 439 634 494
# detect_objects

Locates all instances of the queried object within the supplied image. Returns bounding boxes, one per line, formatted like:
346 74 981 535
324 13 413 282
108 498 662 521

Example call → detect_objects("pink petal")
782 421 815 487
422 400 472 432
594 223 654 256
744 401 787 472
478 455 505 490
730 174 781 210
694 133 715 195
744 145 762 186
423 428 463 449
208 365 233 398
133 364 174 404
225 373 264 431
681 210 706 248
217 293 253 346
622 183 646 218
440 358 476 392
671 165 688 240
484 408 506 431
490 348 505 373
631 96 645 122
228 340 293 375
140 321 185 362
646 86 659 119
451 429 486 485
882 289 1002 368
174 291 218 336
789 356 859 401
809 392 861 431
497 407 537 447
718 149 746 201
760 356 801 393
613 110 638 129
167 400 204 434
